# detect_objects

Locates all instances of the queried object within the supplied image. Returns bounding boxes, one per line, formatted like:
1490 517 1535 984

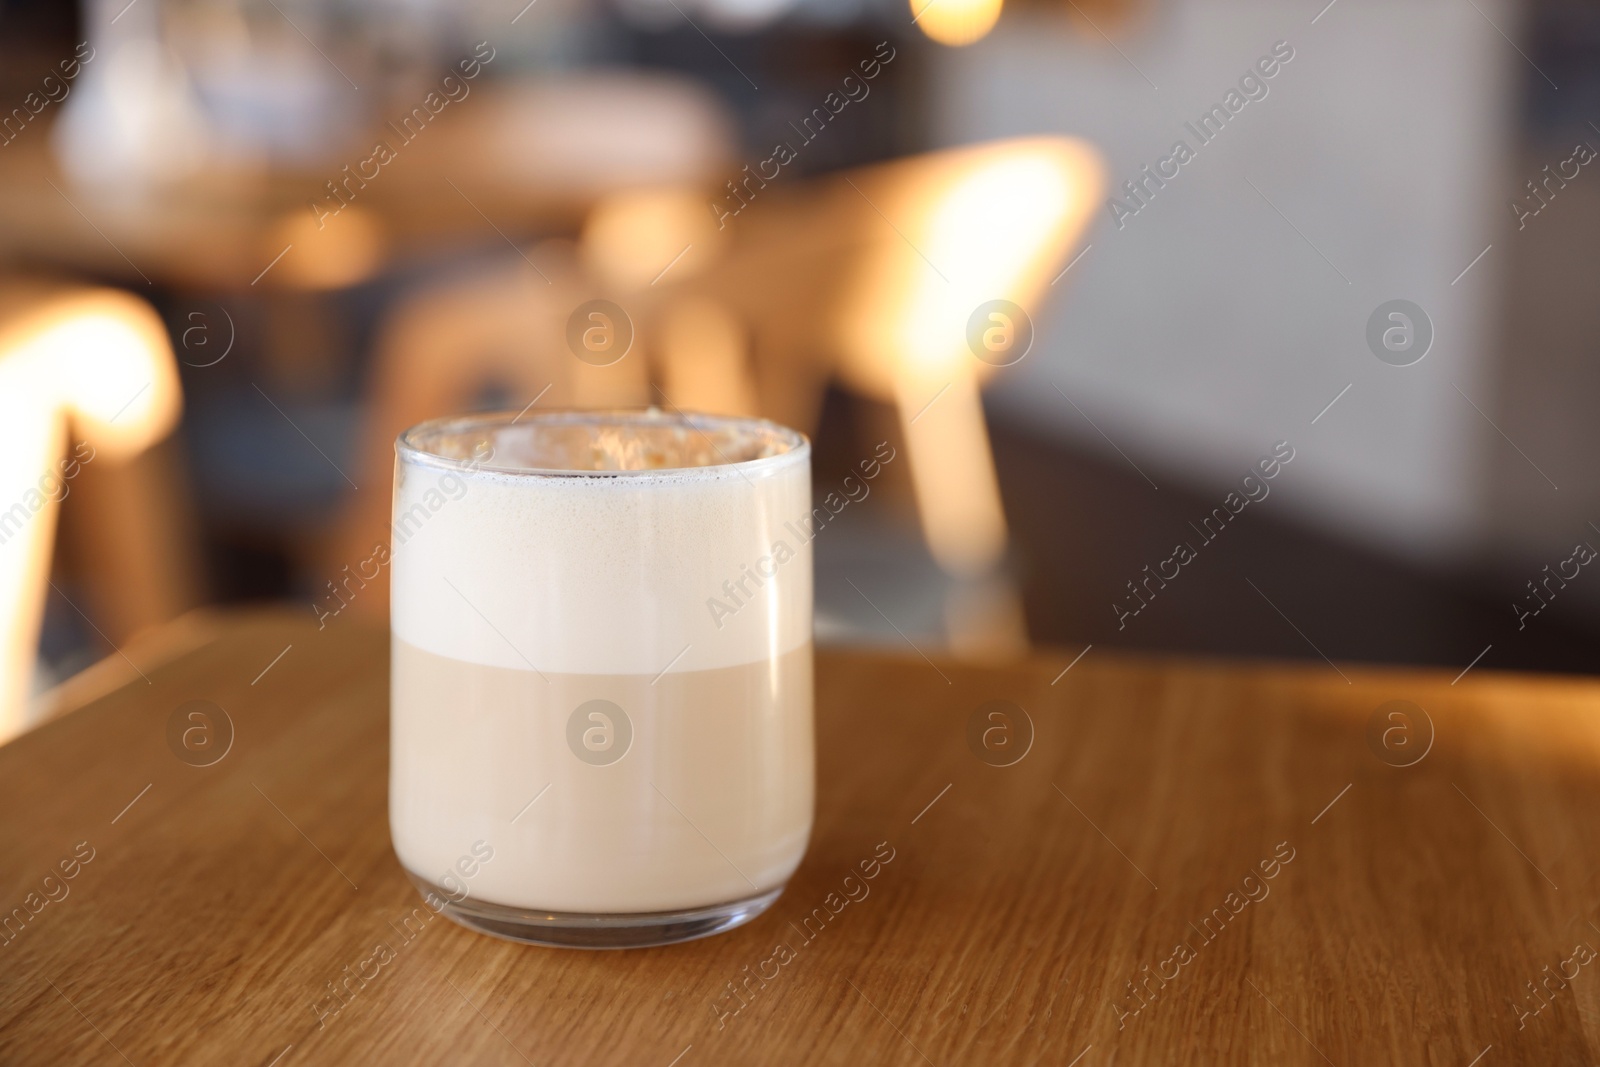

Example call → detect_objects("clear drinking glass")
388 409 814 948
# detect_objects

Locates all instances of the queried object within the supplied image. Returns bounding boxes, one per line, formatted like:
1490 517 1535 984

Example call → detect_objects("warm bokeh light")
0 286 182 740
836 137 1104 400
913 0 1004 47
580 186 725 291
658 296 757 416
268 205 388 290
900 151 1075 377
0 289 183 458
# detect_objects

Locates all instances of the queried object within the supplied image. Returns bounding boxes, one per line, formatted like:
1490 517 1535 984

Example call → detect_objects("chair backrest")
0 282 183 741
646 136 1105 577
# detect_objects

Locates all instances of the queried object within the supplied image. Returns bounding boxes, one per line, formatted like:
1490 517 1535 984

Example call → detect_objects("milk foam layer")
391 426 811 676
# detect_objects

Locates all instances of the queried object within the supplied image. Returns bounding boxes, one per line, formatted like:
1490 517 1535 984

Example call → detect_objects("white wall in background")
930 0 1514 562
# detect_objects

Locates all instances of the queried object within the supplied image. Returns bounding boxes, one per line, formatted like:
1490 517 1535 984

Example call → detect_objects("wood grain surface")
2 610 1599 1065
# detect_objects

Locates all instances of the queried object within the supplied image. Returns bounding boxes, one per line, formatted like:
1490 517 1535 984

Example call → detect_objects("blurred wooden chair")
332 137 1104 654
0 282 189 741
638 137 1105 656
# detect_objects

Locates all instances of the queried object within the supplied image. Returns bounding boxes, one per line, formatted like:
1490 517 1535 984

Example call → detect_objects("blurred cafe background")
2 0 1598 740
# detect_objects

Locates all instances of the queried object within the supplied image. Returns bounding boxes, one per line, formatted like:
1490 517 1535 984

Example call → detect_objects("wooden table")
0 77 731 292
2 611 1597 1065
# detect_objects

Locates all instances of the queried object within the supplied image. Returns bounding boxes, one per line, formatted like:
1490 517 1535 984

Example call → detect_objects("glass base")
405 873 785 949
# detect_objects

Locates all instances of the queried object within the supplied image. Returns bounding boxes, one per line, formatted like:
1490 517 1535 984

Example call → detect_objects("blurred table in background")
0 75 735 292
2 611 1597 1063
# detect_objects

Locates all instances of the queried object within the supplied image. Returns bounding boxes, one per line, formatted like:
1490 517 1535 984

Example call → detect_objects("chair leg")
943 571 1030 661
894 368 1028 657
63 439 202 644
0 399 64 740
895 368 1009 577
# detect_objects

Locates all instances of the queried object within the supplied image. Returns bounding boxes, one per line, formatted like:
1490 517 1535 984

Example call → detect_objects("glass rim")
395 408 811 480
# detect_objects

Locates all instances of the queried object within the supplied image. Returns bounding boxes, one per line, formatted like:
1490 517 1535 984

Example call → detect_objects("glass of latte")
389 409 814 948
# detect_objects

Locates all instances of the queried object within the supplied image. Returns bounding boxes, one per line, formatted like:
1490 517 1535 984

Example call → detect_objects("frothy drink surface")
390 414 813 914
